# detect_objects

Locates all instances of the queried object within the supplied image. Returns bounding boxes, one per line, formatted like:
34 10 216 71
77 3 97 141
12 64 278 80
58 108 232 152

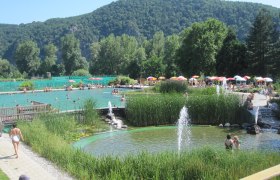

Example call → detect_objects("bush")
19 81 34 90
71 69 91 76
108 76 137 85
156 80 188 93
82 99 101 126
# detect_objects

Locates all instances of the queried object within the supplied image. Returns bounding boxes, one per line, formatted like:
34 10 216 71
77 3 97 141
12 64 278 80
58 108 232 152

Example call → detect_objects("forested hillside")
0 0 279 63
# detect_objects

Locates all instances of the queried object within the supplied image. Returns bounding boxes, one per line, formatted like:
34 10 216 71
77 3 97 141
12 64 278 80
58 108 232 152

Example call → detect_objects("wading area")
0 80 279 179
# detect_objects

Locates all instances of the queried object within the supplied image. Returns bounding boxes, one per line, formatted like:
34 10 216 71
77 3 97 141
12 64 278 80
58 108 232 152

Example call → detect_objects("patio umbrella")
235 77 246 81
192 75 199 78
227 77 235 81
234 75 242 79
263 77 273 82
158 76 166 80
147 76 157 81
244 76 251 80
170 76 177 80
255 77 264 82
177 76 187 80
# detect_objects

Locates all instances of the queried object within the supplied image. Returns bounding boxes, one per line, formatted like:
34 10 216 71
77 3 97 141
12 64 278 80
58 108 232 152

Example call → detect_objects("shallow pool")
73 126 280 157
0 88 130 111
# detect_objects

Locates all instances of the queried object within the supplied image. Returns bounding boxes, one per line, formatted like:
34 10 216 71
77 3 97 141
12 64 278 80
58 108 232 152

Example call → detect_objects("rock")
121 125 128 129
224 123 230 127
247 124 261 134
218 124 223 127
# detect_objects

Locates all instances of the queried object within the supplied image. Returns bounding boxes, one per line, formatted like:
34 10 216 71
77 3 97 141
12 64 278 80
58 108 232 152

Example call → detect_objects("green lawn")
0 169 9 180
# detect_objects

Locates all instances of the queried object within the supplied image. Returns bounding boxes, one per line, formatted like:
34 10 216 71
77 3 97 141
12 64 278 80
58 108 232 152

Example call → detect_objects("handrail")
240 164 280 180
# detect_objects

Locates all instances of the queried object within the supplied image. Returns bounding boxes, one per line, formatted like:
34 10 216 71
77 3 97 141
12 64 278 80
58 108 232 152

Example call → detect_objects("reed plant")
125 94 186 126
155 80 188 93
186 94 250 125
188 86 216 95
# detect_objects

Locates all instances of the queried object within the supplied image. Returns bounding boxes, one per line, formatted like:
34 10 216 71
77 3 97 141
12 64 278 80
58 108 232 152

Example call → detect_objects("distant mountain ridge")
0 0 279 62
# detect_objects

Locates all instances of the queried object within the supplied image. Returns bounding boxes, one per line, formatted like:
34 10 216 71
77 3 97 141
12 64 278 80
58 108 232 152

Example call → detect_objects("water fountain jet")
177 106 191 153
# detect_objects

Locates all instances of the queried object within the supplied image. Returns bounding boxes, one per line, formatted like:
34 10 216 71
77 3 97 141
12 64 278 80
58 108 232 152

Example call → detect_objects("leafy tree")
71 69 91 76
127 47 146 79
216 29 247 76
0 58 13 78
15 40 41 76
38 43 58 75
176 18 228 76
142 55 164 78
246 9 276 76
164 34 181 78
61 34 88 75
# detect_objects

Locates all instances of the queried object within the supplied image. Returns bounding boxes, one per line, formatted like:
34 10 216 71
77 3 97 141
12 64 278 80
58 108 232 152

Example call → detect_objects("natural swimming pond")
73 126 280 157
0 88 131 111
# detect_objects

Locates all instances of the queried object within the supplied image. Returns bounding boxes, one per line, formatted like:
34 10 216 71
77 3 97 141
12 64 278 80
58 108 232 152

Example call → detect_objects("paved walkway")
0 133 73 180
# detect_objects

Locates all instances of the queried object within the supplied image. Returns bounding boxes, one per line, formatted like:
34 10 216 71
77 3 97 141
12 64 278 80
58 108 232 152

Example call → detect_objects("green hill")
0 0 279 62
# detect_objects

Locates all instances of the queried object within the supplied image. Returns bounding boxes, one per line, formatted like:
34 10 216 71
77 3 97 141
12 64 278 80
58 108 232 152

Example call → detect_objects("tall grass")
186 94 251 125
188 86 216 95
155 80 188 93
125 94 186 126
16 118 280 180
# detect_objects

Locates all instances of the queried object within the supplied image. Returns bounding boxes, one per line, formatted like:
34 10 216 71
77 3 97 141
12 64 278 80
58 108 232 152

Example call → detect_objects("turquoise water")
73 126 280 157
0 88 129 111
0 76 116 92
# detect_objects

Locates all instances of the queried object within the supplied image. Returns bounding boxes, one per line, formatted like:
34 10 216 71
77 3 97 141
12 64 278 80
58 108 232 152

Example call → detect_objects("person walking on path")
9 123 24 158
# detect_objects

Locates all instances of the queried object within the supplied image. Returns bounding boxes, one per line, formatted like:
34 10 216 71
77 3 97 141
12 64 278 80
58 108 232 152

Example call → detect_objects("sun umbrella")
158 76 166 80
147 76 157 81
192 75 199 78
235 77 246 81
227 77 235 81
244 76 251 80
177 76 187 81
68 80 75 83
255 77 264 82
263 77 273 82
234 75 242 79
170 76 177 80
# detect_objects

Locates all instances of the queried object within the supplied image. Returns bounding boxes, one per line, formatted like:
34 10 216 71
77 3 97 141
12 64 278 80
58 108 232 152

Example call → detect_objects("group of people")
224 134 240 150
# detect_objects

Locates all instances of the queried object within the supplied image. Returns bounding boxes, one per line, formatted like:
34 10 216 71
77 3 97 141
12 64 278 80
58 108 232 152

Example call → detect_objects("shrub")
109 76 137 85
82 99 101 126
19 81 34 90
71 69 91 76
188 87 216 95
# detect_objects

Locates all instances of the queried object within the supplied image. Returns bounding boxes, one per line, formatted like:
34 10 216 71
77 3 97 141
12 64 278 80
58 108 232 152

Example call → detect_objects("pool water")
73 126 280 157
0 88 130 111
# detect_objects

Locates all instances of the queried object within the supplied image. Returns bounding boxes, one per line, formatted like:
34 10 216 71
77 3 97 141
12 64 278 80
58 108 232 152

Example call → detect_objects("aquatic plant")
155 80 188 94
125 94 186 126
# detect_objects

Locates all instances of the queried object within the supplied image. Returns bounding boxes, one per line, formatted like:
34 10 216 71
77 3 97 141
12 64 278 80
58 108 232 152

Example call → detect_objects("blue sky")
0 0 279 25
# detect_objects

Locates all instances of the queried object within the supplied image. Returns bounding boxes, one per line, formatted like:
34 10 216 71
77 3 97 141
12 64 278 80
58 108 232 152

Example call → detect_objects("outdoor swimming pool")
0 88 131 111
73 126 280 157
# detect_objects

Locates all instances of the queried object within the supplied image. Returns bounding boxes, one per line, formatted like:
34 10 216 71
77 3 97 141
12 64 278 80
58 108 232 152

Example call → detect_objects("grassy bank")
18 117 280 179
